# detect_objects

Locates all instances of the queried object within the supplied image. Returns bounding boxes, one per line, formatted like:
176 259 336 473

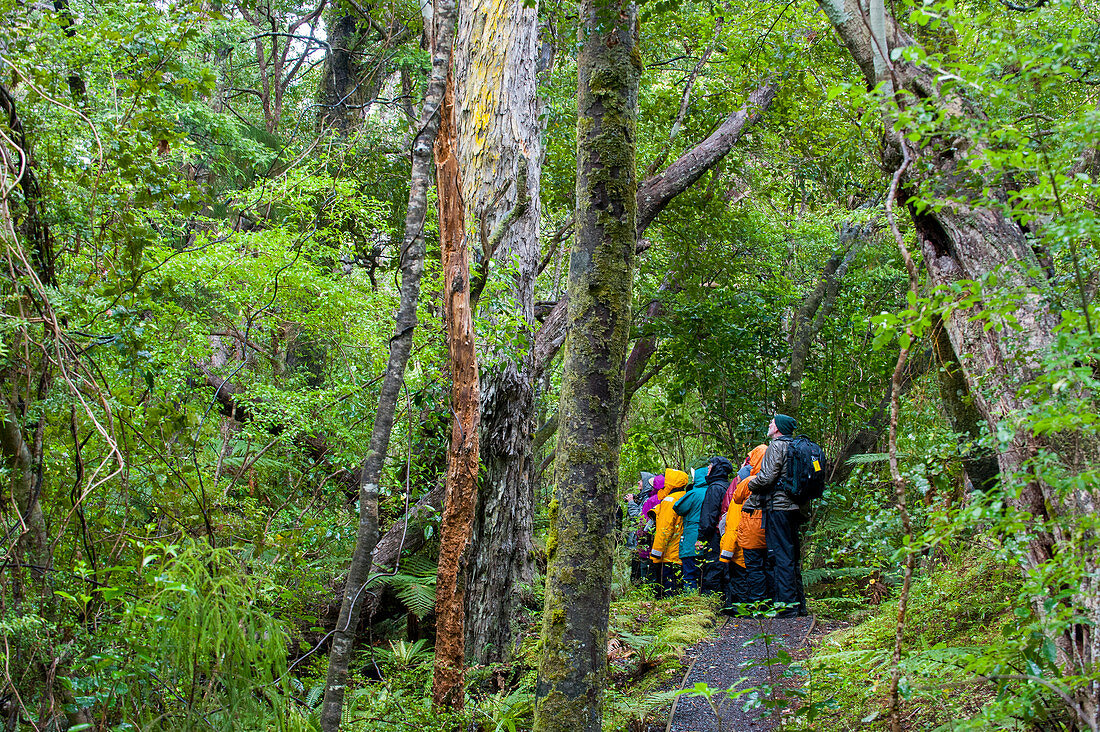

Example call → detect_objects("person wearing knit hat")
746 414 808 617
773 414 797 437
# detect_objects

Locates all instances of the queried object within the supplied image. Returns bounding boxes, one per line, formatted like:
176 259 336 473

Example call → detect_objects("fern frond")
305 683 324 709
370 554 439 619
617 631 658 650
845 452 907 465
803 566 876 585
394 579 436 620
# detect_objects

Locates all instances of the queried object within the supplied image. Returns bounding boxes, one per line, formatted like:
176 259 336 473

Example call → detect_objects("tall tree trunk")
318 0 458 724
0 385 48 589
454 0 543 665
318 8 413 133
533 0 638 728
430 72 480 709
318 12 366 133
817 0 1098 717
462 76 776 670
1 83 53 593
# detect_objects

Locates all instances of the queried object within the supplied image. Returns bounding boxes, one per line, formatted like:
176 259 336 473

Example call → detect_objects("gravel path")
669 615 816 732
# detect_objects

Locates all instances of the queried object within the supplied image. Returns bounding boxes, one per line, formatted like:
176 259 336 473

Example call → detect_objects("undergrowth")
801 542 1076 730
292 581 718 731
603 586 720 731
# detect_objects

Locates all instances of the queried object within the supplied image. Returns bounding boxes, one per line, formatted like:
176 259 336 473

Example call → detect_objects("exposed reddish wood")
453 0 543 665
431 73 480 710
319 0 458 721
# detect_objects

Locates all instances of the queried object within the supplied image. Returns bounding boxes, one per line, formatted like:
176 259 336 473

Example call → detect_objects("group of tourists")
624 414 818 618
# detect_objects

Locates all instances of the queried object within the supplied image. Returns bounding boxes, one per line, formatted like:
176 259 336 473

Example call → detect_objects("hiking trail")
668 615 830 731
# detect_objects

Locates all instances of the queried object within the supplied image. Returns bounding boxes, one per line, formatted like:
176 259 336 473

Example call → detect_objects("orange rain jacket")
650 469 690 565
720 445 768 562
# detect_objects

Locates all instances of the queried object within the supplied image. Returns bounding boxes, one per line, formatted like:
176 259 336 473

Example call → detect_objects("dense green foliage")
2 0 1098 728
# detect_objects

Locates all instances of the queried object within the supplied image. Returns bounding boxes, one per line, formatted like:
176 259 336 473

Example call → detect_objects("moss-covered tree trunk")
454 0 542 665
318 0 458 724
532 0 638 728
317 12 365 134
431 70 481 709
317 8 412 134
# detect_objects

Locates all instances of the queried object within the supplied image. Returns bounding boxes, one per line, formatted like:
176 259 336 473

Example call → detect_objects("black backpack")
785 435 829 503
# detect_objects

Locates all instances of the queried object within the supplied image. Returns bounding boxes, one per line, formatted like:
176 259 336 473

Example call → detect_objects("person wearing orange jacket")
726 444 768 608
649 468 691 597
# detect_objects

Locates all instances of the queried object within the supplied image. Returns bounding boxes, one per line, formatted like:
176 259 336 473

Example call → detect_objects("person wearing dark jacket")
746 414 808 618
697 456 733 596
627 472 656 582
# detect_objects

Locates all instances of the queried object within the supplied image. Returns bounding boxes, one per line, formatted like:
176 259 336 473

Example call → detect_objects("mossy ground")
314 561 717 731
601 584 721 731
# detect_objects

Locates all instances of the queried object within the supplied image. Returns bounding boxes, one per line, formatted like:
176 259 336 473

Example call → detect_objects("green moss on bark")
533 2 639 730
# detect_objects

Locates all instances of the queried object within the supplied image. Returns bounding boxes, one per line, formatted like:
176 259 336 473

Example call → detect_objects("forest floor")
668 614 834 731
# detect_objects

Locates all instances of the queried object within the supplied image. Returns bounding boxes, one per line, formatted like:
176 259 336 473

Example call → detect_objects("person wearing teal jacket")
674 466 709 591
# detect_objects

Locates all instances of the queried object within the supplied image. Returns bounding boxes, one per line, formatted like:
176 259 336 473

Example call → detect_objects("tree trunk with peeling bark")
532 0 638 727
454 0 543 665
0 384 48 592
319 0 458 724
430 73 480 710
816 0 1098 718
